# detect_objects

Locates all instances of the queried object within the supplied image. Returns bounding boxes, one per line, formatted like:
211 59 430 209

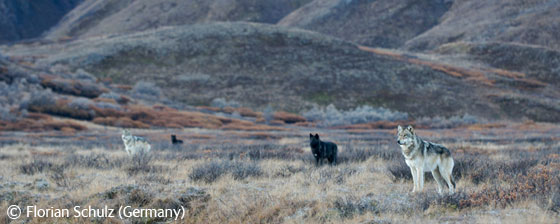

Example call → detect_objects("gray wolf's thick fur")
397 125 455 194
309 133 338 166
121 129 151 155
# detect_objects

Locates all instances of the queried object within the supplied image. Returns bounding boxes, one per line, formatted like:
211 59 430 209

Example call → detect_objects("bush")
415 114 479 129
386 160 412 182
211 98 240 108
20 160 59 175
23 88 56 110
126 153 158 176
230 162 263 180
99 92 129 104
304 104 408 127
130 81 165 101
333 195 379 218
68 97 94 111
189 160 263 183
40 77 106 98
337 145 400 164
273 111 306 124
64 154 124 169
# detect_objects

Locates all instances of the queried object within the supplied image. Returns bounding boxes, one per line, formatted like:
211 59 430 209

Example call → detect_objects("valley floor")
0 123 559 223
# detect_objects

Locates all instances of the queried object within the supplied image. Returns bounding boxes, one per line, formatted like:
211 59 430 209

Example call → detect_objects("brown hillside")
278 0 451 48
404 0 560 51
45 0 312 40
5 22 560 122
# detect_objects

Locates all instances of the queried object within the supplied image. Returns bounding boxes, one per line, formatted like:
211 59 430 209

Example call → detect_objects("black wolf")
309 133 338 166
171 135 183 144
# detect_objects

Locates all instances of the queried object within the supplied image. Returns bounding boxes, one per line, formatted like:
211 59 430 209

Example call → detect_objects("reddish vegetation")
40 75 108 98
465 123 507 130
273 111 306 124
93 97 118 104
460 165 559 209
235 107 262 118
0 113 87 132
358 45 546 88
92 117 150 129
233 132 280 140
197 106 222 112
197 106 263 118
112 84 133 91
29 98 95 120
221 123 286 131
27 97 281 131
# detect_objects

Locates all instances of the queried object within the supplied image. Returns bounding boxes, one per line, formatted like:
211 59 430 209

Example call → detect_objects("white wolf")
121 129 151 155
397 125 455 194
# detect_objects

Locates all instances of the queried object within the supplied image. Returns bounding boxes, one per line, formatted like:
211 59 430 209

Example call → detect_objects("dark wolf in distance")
309 133 338 166
171 135 183 144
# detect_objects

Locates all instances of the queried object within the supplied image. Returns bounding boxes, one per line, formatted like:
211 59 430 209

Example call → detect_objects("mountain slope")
0 0 83 44
4 22 560 122
44 0 312 40
278 0 451 48
404 0 560 51
434 42 560 86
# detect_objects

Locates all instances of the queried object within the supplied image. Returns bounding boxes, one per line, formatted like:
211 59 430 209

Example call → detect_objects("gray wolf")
121 129 151 155
397 125 455 194
309 133 338 166
171 135 183 144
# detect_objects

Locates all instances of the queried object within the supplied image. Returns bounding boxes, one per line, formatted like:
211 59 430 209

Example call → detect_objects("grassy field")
0 123 559 223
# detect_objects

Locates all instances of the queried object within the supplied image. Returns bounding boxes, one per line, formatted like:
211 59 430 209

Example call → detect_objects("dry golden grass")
0 125 558 223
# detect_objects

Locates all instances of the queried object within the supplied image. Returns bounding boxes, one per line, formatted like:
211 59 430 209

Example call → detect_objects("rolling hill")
44 0 312 40
4 22 559 122
0 0 83 44
278 0 452 48
404 0 560 51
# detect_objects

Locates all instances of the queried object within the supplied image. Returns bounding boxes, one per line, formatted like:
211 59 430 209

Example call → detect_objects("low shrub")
273 111 306 124
189 160 263 183
210 98 240 108
304 104 408 127
40 77 107 98
415 114 479 129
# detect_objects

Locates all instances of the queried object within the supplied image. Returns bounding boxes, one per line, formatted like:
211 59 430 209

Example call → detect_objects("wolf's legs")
432 168 446 195
409 166 418 192
441 165 455 194
416 167 424 192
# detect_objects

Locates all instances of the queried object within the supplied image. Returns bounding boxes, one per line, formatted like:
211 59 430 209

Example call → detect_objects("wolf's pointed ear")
314 133 319 139
310 133 313 138
397 125 402 133
407 125 414 134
